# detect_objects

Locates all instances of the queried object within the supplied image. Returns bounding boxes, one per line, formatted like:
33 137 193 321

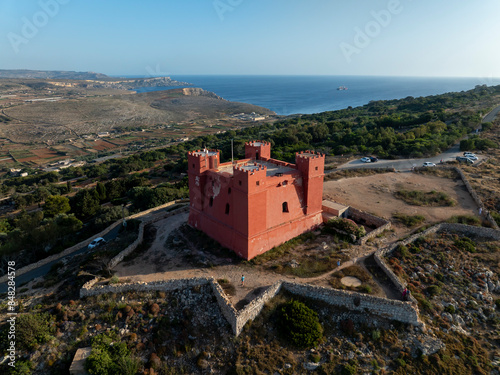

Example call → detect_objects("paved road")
483 105 500 123
0 225 123 294
336 104 500 172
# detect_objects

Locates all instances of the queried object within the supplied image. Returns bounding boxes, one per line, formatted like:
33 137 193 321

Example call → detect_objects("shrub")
454 237 476 253
85 332 138 375
277 300 323 348
447 215 481 226
357 285 372 294
445 305 456 314
326 217 366 239
393 213 426 227
426 285 441 297
394 189 456 207
109 275 119 284
16 313 54 351
341 361 358 375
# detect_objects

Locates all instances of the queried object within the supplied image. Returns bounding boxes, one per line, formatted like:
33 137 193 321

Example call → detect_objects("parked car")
88 237 106 249
463 152 475 156
369 156 378 162
456 156 474 164
423 162 436 167
464 154 478 160
360 157 371 163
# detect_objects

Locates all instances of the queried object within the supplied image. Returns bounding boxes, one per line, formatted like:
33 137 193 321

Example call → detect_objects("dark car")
456 156 474 164
369 156 378 162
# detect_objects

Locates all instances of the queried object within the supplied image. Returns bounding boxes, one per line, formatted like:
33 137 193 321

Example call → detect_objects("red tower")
187 142 324 260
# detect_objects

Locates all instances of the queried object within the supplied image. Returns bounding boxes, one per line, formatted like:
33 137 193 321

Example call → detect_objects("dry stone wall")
374 222 500 302
281 282 422 326
454 167 499 229
348 206 392 245
107 205 189 269
234 282 283 335
80 277 423 336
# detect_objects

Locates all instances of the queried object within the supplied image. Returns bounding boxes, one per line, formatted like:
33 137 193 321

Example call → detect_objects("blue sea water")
131 75 500 116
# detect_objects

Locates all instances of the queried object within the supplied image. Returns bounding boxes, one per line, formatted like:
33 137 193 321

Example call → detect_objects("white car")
466 155 478 160
360 157 371 163
423 162 436 167
88 237 106 249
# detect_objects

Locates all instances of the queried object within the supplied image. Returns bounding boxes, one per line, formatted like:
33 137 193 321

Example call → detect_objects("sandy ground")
115 171 481 308
324 171 479 231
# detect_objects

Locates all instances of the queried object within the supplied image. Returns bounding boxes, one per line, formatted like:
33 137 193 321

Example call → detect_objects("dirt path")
115 172 479 309
115 213 391 308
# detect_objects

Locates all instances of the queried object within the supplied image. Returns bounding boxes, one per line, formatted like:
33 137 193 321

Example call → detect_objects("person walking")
241 275 245 286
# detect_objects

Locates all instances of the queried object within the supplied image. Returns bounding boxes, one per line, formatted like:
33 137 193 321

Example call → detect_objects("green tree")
96 182 107 201
277 300 323 348
44 195 71 216
16 313 54 351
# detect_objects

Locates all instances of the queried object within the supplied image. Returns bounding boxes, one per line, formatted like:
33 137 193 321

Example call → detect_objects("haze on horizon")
1 0 499 79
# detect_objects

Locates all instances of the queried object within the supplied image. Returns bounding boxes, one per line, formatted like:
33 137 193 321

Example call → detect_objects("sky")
1 0 500 78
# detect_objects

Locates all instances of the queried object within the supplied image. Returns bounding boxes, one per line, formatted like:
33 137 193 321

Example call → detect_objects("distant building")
187 141 324 260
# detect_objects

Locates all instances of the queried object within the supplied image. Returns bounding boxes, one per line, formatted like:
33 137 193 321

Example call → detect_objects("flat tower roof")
192 150 218 156
218 159 296 177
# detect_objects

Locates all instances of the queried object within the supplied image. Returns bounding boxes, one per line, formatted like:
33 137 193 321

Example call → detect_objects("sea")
130 75 500 116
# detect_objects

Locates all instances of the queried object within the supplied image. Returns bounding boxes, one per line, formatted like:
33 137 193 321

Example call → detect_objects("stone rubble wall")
80 276 423 336
234 282 283 335
107 205 189 269
323 200 391 245
453 167 499 229
0 200 188 284
80 277 211 298
347 206 391 245
374 222 500 302
281 281 422 326
209 278 239 334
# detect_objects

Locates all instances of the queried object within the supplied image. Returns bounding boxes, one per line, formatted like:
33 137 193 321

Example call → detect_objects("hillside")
0 69 110 80
0 88 274 143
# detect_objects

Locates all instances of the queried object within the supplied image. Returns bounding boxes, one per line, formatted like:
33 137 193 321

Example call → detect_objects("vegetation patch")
446 214 481 226
324 217 366 241
392 212 426 227
276 300 324 349
394 189 456 206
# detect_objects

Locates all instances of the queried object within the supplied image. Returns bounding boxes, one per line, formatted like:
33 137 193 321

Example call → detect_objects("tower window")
228 188 231 194
225 203 230 215
256 181 260 186
192 164 195 168
209 197 213 207
239 180 242 186
315 166 318 171
282 202 289 213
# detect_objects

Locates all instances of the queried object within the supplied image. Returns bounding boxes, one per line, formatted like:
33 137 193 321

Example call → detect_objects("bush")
394 189 456 207
326 217 366 239
426 285 441 297
85 332 139 375
16 313 54 351
277 300 323 348
393 213 426 227
454 237 476 253
447 215 481 226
